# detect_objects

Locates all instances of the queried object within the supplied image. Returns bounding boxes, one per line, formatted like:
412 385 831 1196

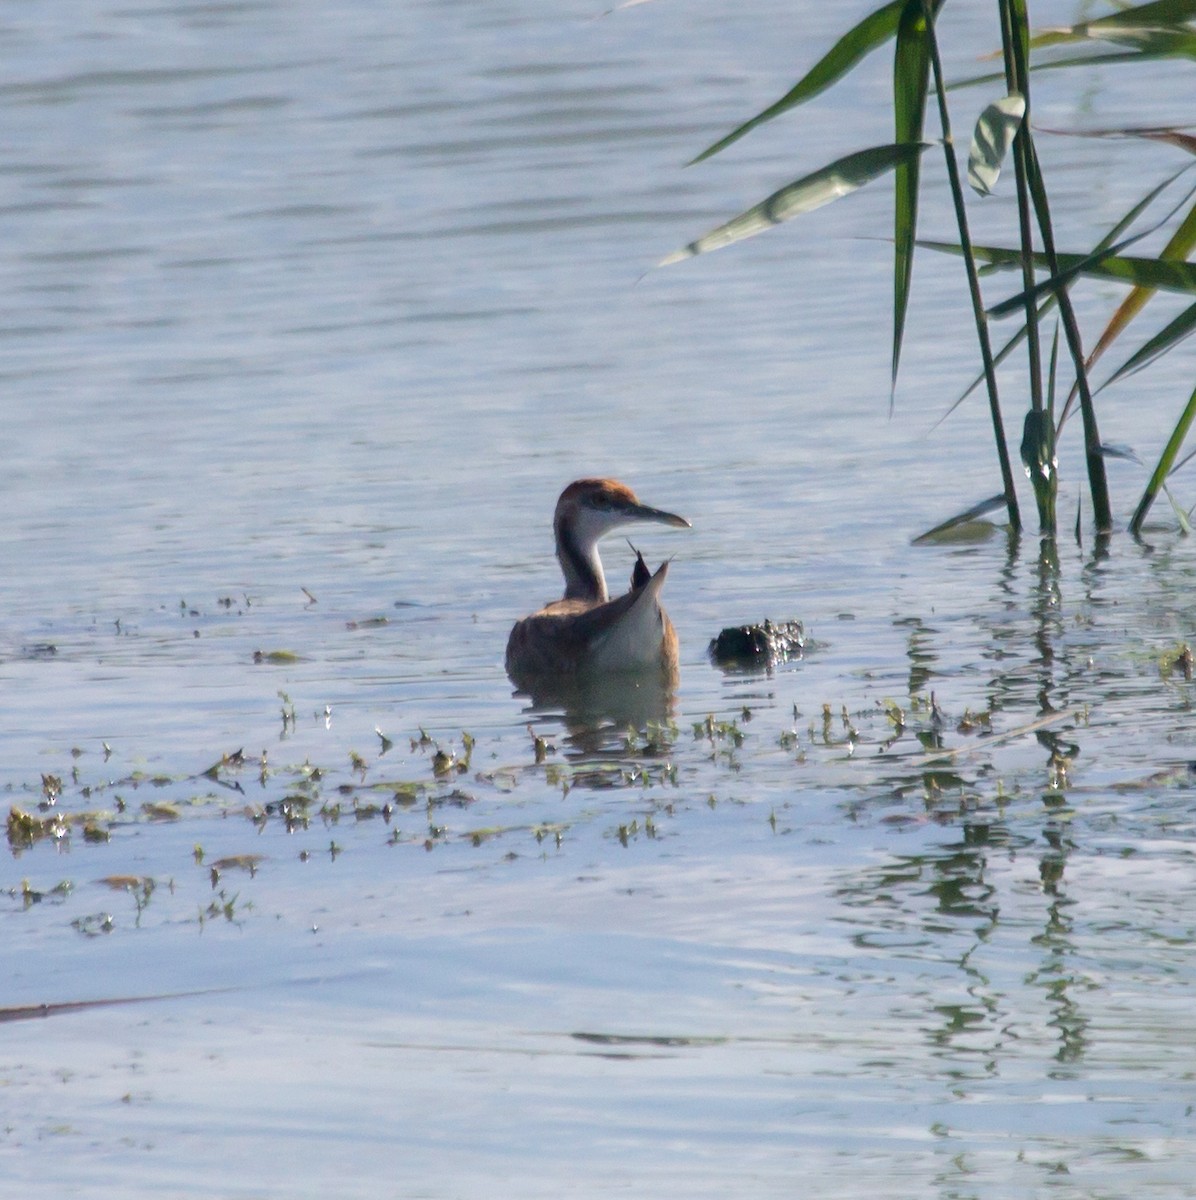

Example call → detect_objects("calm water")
3 1 1196 1196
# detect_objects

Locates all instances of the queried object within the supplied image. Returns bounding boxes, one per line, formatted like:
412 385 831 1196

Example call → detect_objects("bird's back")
506 562 677 688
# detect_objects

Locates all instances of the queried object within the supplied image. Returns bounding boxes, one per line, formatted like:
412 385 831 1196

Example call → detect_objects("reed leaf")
999 0 1047 440
989 250 1196 314
970 0 1196 86
984 242 1136 316
953 49 1190 94
1029 0 1196 44
1051 161 1196 426
1036 125 1196 155
1165 485 1195 534
892 0 935 387
660 143 928 266
1017 127 1113 531
913 494 1009 543
1100 299 1196 390
1079 28 1196 56
921 0 1020 529
1130 380 1196 534
689 0 908 165
935 297 1056 429
1085 193 1196 370
951 68 1196 432
953 23 1196 91
968 93 1026 195
920 235 1196 314
1047 322 1060 415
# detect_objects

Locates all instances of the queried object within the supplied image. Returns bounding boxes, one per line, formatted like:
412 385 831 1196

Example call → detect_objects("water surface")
3 1 1196 1196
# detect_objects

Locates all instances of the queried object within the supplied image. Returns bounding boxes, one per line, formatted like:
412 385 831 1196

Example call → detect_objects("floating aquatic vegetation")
6 806 70 850
1159 642 1194 680
694 714 745 748
253 649 302 664
0 646 1177 951
198 889 243 926
201 748 247 783
345 616 388 630
97 875 157 924
208 855 264 886
527 725 554 764
475 767 520 793
7 878 73 908
465 826 505 847
97 874 153 892
351 798 393 822
141 801 181 822
431 749 456 777
532 822 566 847
71 912 114 938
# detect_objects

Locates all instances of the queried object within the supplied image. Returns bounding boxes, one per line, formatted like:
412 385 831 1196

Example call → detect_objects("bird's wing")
506 563 670 681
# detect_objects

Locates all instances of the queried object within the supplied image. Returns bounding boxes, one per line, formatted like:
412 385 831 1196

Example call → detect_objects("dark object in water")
709 620 805 668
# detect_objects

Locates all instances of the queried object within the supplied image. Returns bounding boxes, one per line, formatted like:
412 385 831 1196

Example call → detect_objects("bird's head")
554 478 690 550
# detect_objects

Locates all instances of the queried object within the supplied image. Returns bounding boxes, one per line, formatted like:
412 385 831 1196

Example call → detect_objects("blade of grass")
1047 322 1061 425
952 47 1195 92
1029 0 1196 48
912 707 1087 764
917 241 1196 301
659 142 928 265
1130 380 1196 534
1036 125 1196 155
1084 194 1196 372
933 295 1056 431
690 0 909 164
1174 445 1196 473
1099 298 1196 390
1001 0 1050 532
945 154 1184 426
913 494 1009 543
1060 162 1196 425
1017 121 1114 529
985 232 1156 316
1164 485 1195 534
921 0 1020 529
1050 28 1196 56
892 0 935 389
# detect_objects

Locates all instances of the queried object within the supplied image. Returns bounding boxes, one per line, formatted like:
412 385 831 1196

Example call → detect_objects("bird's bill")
628 503 691 529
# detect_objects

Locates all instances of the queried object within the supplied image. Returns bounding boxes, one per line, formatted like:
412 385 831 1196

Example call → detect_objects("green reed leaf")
913 494 1009 543
1029 0 1196 50
891 0 935 389
984 248 1196 316
689 0 908 165
1131 380 1196 534
1101 299 1196 390
661 142 928 266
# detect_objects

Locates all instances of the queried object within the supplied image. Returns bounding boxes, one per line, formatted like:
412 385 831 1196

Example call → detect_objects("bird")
505 478 691 692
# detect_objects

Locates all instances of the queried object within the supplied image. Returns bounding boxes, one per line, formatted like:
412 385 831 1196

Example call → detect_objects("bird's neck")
556 522 608 602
